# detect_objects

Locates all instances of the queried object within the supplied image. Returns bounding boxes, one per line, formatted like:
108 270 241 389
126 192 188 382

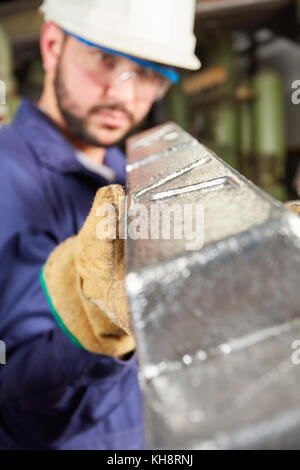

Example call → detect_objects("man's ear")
40 22 66 74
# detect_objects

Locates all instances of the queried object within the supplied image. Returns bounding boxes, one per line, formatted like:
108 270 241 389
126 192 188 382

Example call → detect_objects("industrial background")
2 0 300 202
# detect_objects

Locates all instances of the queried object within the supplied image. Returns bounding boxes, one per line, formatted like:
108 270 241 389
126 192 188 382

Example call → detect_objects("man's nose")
104 71 137 103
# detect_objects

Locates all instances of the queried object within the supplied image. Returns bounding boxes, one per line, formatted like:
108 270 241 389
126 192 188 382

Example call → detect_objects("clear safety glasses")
72 40 172 101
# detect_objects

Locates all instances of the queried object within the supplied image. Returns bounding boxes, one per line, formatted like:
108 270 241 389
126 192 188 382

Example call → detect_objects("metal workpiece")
144 318 300 450
125 122 300 449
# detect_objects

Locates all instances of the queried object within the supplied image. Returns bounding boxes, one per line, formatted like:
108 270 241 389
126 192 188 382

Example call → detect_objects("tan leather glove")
40 185 136 357
285 201 300 216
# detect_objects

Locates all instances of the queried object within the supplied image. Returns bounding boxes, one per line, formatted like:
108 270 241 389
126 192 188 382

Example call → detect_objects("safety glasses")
70 35 174 101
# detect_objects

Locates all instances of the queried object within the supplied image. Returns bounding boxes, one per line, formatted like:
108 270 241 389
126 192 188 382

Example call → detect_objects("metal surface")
126 122 300 449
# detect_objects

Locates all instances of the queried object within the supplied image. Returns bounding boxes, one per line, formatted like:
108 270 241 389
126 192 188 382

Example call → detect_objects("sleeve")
0 219 137 450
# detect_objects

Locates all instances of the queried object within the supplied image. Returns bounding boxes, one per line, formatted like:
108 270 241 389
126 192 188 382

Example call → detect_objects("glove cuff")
40 237 136 357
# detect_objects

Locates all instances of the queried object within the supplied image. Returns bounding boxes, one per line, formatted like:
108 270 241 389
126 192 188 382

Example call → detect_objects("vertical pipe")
253 69 286 199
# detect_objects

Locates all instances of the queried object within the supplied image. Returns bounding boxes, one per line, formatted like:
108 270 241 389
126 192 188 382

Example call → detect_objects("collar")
12 99 126 185
75 150 116 182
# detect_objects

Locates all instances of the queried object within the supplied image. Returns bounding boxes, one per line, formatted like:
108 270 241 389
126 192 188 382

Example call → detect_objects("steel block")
125 122 300 449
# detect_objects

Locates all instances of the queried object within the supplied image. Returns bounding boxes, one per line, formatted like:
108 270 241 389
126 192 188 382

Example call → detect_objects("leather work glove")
285 201 300 216
40 185 136 357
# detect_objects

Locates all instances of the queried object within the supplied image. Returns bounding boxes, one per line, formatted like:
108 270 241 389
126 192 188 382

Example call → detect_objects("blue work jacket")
0 99 145 450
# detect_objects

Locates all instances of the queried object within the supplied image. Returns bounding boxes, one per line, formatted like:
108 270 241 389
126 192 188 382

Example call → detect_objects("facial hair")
54 57 135 148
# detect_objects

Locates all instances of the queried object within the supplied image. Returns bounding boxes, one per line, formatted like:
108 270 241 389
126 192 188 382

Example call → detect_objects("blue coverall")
0 99 145 450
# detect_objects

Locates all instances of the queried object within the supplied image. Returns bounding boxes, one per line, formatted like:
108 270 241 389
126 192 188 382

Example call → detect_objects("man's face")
54 35 161 147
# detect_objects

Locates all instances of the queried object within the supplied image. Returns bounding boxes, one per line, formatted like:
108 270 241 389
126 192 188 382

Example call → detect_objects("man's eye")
137 67 157 81
95 51 116 66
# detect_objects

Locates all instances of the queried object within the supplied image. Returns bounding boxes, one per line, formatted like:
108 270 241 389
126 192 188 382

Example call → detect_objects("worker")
0 0 200 450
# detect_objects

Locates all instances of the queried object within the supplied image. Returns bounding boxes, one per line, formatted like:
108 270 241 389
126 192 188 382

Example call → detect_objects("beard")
54 58 136 148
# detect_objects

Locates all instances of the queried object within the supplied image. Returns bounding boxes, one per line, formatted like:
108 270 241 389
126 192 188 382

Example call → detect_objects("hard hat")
40 0 201 71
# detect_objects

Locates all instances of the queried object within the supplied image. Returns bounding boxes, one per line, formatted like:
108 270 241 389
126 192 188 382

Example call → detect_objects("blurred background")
2 0 300 201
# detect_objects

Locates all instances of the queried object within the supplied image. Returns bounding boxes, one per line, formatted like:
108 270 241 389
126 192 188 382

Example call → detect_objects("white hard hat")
40 0 201 71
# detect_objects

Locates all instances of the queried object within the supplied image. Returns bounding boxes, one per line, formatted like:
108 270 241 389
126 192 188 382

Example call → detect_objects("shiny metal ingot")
125 122 300 449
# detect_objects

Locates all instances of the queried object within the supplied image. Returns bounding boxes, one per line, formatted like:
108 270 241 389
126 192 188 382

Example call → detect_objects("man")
0 0 200 450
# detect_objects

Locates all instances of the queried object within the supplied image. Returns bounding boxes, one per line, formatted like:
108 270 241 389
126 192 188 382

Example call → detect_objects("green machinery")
168 34 287 201
0 24 20 125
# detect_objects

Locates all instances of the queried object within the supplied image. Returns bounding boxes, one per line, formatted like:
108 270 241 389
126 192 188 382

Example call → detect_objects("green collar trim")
40 266 84 350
